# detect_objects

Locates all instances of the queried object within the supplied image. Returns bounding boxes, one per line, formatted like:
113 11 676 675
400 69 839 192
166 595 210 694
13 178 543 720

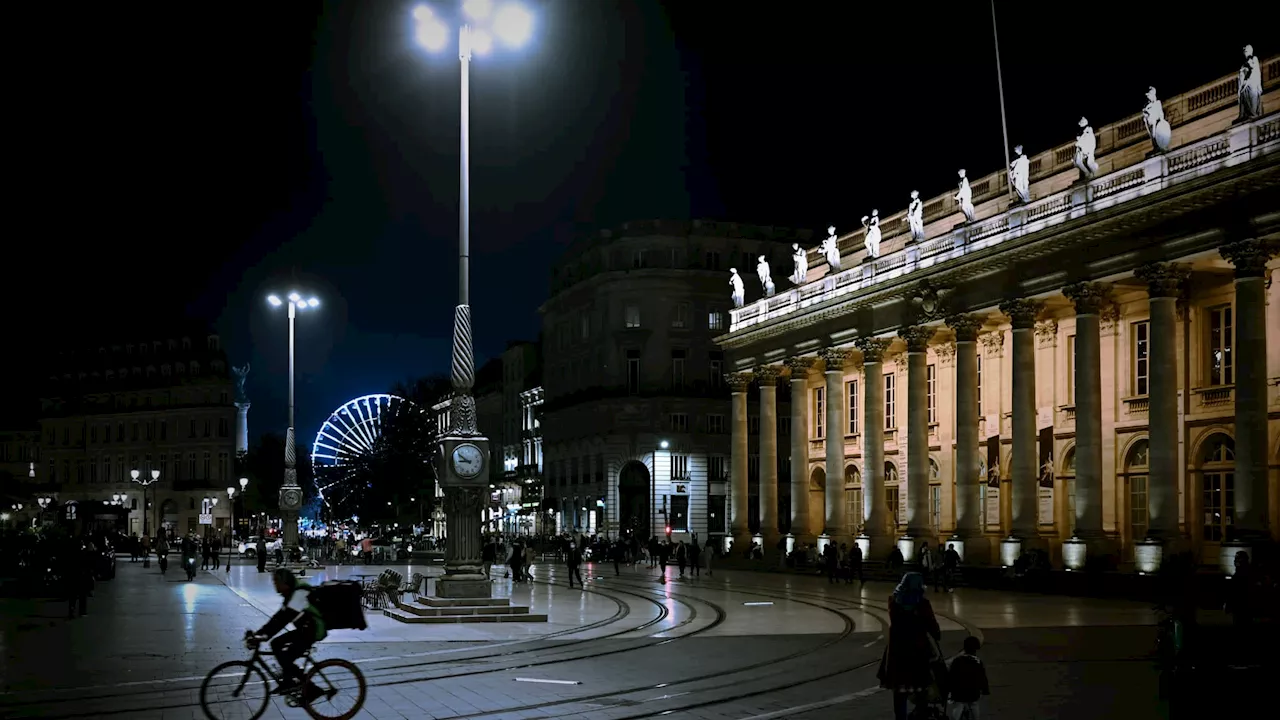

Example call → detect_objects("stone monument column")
900 326 935 540
1000 298 1042 540
727 372 754 551
855 336 893 558
947 314 986 561
756 365 782 549
1220 239 1277 542
820 348 850 546
235 403 250 456
1135 264 1189 541
786 358 815 543
1062 284 1108 546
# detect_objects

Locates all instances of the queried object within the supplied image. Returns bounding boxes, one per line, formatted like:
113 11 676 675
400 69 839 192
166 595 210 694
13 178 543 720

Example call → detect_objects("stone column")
947 315 984 537
1062 283 1108 543
1000 298 1043 539
786 357 816 542
900 326 936 539
820 348 850 544
1220 239 1277 540
1135 264 1190 540
234 403 250 456
855 337 893 556
756 365 782 548
727 372 754 550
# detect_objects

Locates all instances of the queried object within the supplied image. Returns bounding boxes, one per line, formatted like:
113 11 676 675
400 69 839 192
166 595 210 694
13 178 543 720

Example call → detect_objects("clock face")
451 443 484 479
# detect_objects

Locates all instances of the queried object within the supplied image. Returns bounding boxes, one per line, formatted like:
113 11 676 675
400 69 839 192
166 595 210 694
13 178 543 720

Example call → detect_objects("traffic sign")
199 513 213 525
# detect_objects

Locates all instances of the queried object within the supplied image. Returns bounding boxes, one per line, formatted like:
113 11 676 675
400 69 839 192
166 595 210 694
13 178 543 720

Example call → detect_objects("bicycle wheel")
200 661 270 720
303 658 367 720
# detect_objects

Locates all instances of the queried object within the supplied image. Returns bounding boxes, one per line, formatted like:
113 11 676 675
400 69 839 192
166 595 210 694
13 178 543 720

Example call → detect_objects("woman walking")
877 572 942 720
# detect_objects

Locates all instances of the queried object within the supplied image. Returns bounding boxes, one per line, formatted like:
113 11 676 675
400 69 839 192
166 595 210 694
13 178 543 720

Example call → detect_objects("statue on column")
232 364 250 404
790 243 808 285
1009 145 1030 204
729 268 745 308
1073 117 1099 180
756 255 775 297
1238 44 1263 121
861 210 881 259
906 191 924 242
822 226 842 272
1143 87 1172 153
955 169 975 223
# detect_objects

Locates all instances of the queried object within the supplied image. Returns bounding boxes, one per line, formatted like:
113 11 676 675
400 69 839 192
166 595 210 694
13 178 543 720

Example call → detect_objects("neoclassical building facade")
718 56 1280 571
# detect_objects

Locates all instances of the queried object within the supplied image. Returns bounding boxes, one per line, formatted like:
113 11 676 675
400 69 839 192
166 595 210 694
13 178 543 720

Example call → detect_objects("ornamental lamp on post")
266 292 319 563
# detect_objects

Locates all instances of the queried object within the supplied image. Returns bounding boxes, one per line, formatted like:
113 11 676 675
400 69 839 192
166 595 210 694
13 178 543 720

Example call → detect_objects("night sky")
8 1 1274 442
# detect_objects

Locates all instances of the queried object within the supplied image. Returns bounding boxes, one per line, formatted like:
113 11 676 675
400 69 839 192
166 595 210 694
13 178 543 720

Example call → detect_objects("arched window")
844 465 862 536
1200 434 1235 542
1125 439 1150 542
1062 447 1076 532
884 461 901 528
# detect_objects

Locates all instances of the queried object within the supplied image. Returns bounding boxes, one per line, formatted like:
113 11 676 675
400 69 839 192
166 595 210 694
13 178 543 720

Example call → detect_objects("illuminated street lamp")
131 468 160 567
266 291 320 560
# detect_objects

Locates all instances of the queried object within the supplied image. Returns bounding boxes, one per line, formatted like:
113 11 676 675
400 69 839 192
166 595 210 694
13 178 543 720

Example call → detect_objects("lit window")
1207 305 1233 386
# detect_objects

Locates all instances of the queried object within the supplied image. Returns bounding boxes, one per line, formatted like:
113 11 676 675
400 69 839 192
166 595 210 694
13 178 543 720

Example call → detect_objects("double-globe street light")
226 476 248 572
131 468 160 567
411 0 533 599
266 291 319 562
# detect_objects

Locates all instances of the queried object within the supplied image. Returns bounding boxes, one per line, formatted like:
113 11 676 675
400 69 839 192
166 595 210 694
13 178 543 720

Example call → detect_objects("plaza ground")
0 555 1176 719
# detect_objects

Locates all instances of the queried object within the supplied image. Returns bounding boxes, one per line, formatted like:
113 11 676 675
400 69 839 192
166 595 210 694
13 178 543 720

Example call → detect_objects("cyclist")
249 568 327 701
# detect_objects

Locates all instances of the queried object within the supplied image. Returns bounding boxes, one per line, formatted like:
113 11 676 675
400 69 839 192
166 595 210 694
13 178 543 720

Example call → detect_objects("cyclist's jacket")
259 582 327 643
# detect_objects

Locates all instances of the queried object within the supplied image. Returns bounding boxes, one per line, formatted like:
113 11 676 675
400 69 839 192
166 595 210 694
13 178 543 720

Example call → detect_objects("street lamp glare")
288 292 301 303
267 294 283 307
151 469 160 480
660 440 669 449
463 0 493 21
240 477 249 489
493 3 533 48
416 18 449 52
412 4 433 21
227 486 235 496
469 29 493 56
307 297 319 308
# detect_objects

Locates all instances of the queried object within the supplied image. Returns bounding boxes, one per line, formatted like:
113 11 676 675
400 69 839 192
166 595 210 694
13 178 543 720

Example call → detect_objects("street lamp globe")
227 486 235 498
240 477 249 490
130 469 140 481
660 440 670 449
493 3 533 47
151 469 160 481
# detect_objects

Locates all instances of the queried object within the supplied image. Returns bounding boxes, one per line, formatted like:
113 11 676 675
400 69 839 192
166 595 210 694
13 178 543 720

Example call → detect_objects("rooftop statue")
1009 145 1030 204
862 210 882 259
906 190 924 241
1238 44 1263 121
756 255 775 297
1074 117 1099 180
729 268 745 308
790 242 808 285
822 226 842 272
1143 87 1172 153
955 169 975 223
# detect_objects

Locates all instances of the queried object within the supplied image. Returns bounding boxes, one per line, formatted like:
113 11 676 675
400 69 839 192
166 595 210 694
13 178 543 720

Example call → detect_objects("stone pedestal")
436 485 489 599
1134 539 1163 575
945 534 989 565
1000 536 1024 568
1219 541 1252 576
896 536 918 564
1061 536 1088 571
856 533 896 563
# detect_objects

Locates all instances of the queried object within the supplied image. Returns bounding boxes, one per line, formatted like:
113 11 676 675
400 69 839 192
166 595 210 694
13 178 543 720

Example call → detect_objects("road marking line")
742 601 774 606
514 678 581 685
739 685 882 719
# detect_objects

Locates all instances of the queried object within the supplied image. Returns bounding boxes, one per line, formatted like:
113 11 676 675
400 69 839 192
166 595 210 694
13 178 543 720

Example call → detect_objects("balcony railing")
729 89 1279 335
1193 386 1234 411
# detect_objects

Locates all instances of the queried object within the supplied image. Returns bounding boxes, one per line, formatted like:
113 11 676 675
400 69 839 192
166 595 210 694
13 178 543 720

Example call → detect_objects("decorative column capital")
1034 319 1059 347
999 298 1044 329
853 336 893 364
1062 282 1112 315
754 365 782 386
725 372 753 393
897 325 935 353
784 356 816 377
945 313 985 342
1219 238 1278 278
1134 262 1190 298
819 347 853 371
979 331 1005 357
933 341 957 367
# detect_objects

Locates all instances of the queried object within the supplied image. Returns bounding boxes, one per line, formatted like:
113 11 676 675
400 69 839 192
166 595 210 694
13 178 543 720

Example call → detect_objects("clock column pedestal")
436 435 492 599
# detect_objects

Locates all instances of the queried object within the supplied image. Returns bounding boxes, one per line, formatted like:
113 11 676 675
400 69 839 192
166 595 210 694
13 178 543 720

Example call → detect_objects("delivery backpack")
309 580 367 631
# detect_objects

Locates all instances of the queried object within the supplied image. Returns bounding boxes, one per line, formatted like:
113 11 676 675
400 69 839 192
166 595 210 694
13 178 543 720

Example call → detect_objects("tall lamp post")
227 476 247 572
131 469 160 567
267 292 319 562
654 440 668 541
412 0 534 599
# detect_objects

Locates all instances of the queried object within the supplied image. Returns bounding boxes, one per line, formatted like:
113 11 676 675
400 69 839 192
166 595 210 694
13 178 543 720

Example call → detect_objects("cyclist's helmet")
273 567 297 589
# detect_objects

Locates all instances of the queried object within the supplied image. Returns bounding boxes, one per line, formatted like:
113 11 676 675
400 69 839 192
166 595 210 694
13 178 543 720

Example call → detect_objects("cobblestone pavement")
0 557 1168 719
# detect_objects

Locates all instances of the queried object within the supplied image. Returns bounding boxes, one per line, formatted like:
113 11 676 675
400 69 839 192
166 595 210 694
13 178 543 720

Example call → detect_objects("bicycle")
199 632 367 720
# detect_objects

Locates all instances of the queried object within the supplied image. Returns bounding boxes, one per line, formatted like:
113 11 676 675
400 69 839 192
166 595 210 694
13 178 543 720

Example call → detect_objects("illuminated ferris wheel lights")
311 393 421 513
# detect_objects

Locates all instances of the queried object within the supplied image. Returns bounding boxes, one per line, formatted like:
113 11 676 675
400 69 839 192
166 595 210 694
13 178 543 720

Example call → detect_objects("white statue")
861 210 881 259
955 169 975 223
729 268 745 308
822 226 841 272
1009 145 1030 204
790 243 808 285
1073 117 1099 179
906 190 924 241
1143 87 1172 153
756 255 775 297
1238 44 1263 121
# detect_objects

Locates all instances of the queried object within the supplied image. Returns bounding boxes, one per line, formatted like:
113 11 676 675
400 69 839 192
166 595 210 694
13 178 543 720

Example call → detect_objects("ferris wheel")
312 394 419 511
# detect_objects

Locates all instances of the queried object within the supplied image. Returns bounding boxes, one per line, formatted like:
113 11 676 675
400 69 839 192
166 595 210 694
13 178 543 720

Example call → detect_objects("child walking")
947 636 990 720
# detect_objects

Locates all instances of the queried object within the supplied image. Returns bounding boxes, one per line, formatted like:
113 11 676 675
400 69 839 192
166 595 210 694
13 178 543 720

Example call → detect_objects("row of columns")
726 239 1275 560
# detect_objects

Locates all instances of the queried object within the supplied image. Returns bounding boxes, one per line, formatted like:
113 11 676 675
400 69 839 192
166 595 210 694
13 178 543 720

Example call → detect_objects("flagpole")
991 0 1014 199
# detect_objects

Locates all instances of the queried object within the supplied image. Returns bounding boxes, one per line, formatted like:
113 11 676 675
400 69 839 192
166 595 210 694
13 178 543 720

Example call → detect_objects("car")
239 536 282 558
